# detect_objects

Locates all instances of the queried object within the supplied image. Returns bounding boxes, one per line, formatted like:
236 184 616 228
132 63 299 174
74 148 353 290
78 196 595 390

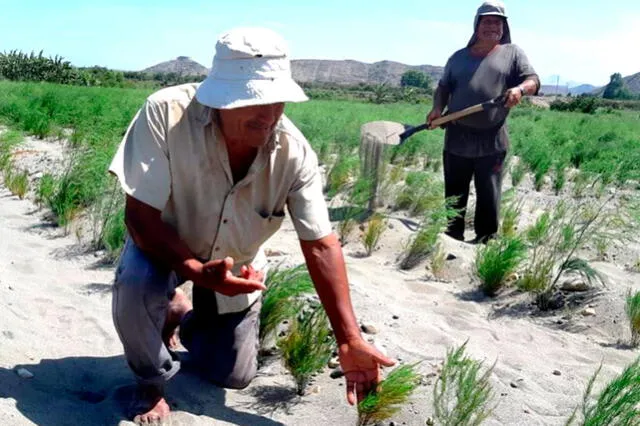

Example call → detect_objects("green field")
1 80 639 256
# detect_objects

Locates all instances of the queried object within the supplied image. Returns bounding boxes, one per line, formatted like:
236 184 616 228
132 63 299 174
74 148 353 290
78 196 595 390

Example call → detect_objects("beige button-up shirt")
109 83 332 314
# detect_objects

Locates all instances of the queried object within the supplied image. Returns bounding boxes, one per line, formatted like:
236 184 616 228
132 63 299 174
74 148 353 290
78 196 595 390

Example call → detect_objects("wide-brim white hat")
196 27 308 109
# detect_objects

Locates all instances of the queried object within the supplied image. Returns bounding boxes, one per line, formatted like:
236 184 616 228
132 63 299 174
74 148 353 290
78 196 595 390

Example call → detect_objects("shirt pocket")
239 209 286 257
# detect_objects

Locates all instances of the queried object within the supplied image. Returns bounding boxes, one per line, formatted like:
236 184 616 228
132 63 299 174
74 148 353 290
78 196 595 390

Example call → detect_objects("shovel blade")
360 121 408 146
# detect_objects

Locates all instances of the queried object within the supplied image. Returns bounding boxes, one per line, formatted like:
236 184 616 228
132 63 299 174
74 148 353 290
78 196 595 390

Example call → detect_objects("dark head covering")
467 1 512 47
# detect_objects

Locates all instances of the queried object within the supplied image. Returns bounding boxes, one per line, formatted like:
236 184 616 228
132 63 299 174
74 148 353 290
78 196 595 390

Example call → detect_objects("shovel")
360 94 507 147
358 94 507 210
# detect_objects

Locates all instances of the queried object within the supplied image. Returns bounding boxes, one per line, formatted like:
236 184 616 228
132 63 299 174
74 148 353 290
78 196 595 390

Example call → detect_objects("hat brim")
195 77 309 109
478 12 507 18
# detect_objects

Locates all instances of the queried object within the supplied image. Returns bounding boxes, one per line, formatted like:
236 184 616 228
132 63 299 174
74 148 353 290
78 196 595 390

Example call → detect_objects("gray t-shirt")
439 44 539 157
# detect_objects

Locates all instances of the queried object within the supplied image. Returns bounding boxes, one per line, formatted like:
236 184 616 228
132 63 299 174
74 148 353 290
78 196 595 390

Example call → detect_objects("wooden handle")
431 103 485 127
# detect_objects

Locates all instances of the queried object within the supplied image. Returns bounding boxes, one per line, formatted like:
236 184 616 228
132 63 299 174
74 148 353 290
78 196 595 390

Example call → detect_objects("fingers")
346 380 356 406
203 257 234 275
345 375 380 405
215 275 266 296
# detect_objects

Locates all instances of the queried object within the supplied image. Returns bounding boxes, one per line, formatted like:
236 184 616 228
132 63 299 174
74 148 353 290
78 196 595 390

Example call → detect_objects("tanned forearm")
300 233 361 345
124 195 201 280
432 84 450 112
519 78 539 96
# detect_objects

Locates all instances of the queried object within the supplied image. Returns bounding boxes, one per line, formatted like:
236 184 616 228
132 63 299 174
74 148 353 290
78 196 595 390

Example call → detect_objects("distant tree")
603 73 632 100
400 70 432 91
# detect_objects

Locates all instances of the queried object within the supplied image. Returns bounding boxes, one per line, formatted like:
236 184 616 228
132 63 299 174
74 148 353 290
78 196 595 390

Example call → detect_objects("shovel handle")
430 94 506 128
430 103 485 127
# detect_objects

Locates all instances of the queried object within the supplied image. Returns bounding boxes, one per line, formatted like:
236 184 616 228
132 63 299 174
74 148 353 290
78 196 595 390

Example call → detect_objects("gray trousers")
112 238 260 389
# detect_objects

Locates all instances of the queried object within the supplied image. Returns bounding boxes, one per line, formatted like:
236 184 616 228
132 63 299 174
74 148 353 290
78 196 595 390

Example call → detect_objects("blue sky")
1 0 638 86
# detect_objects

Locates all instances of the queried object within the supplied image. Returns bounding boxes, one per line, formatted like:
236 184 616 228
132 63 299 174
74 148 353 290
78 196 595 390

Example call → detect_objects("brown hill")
623 71 640 94
142 56 208 76
291 59 444 87
141 57 443 86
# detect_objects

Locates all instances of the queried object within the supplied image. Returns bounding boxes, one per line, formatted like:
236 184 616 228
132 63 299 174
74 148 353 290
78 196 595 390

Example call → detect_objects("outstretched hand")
197 258 266 296
338 338 396 405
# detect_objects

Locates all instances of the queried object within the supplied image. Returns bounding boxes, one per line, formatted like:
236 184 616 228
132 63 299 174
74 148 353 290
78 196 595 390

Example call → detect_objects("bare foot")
129 384 170 425
162 288 192 350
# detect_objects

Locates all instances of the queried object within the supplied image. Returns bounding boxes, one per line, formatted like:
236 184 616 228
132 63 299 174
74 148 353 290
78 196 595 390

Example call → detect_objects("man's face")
477 16 504 43
218 102 285 148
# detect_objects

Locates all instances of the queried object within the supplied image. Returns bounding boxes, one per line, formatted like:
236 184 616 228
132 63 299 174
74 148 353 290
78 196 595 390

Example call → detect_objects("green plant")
338 215 357 246
260 265 315 343
625 290 640 347
5 165 29 199
35 173 55 206
475 236 527 297
395 172 443 217
517 199 622 309
357 363 422 426
553 164 567 195
361 213 386 256
326 154 359 197
279 304 335 395
595 237 609 261
499 198 522 238
566 358 640 425
510 160 527 187
400 197 456 270
430 242 447 278
433 341 496 426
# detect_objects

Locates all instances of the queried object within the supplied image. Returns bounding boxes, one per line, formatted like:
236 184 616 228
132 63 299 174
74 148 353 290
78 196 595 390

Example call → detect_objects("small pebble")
553 370 562 376
582 308 596 317
510 382 518 389
328 358 340 368
330 368 344 379
361 323 379 335
16 368 34 379
392 315 399 320
524 409 531 414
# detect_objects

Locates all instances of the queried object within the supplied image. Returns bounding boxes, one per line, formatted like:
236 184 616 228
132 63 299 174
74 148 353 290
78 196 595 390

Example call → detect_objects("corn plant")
260 265 315 343
565 357 640 426
433 341 496 426
279 304 335 395
475 236 527 297
361 213 386 256
357 363 422 426
625 290 640 347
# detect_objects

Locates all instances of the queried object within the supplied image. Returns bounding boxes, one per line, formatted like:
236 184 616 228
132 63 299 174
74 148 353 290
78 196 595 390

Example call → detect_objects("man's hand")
426 108 443 129
339 337 396 405
504 87 524 108
186 257 266 296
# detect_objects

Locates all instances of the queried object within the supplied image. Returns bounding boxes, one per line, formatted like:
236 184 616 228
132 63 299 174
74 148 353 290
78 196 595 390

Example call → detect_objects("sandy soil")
1 131 639 426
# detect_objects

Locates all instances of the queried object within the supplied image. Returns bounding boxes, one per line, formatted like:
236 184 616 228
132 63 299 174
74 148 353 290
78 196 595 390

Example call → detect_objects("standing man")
109 27 394 423
427 1 540 243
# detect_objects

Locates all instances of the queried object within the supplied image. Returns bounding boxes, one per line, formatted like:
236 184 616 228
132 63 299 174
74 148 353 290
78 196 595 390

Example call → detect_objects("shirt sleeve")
108 99 171 211
286 143 333 241
513 45 540 94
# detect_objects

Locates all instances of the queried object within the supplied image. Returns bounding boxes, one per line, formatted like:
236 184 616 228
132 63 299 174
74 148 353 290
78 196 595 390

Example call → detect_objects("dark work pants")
443 151 506 242
112 238 260 390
